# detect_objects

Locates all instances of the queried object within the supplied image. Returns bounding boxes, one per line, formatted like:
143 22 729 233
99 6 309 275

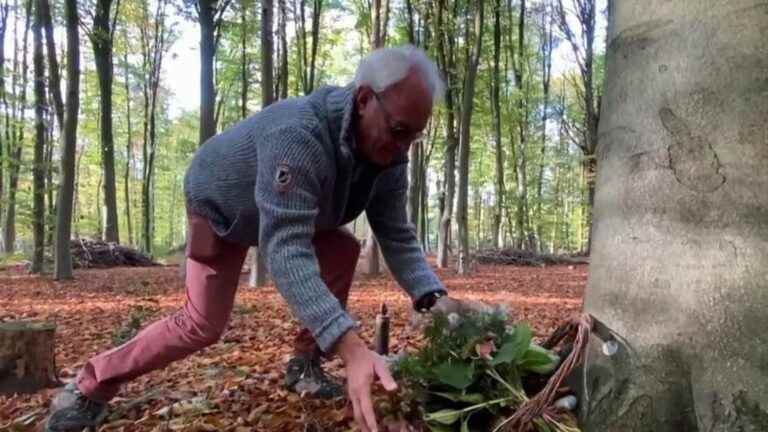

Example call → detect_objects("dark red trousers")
76 211 360 402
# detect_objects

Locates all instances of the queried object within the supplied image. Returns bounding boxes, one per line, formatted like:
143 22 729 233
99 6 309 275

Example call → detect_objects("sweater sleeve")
365 164 447 305
255 126 355 353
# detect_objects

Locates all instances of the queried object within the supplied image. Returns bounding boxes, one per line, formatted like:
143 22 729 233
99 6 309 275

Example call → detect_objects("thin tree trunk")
307 0 321 92
435 0 456 268
240 2 247 118
380 0 390 45
490 0 503 249
122 29 133 246
555 0 597 254
53 0 79 280
535 2 553 252
362 0 386 276
92 0 119 243
3 0 30 254
0 2 7 232
250 0 274 288
45 108 53 248
38 0 60 129
371 0 381 49
140 0 168 255
32 0 46 272
456 0 483 275
405 0 420 233
404 0 415 44
198 0 216 145
277 0 287 99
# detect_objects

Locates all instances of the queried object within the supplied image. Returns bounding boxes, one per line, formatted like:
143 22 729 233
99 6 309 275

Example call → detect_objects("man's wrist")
333 329 366 361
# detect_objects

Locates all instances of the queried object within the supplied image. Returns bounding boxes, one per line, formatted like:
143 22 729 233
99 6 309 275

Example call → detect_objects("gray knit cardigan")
184 84 445 352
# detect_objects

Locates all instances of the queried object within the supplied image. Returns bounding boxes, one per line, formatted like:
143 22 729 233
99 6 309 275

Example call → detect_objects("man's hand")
409 296 511 331
431 295 494 315
334 330 398 432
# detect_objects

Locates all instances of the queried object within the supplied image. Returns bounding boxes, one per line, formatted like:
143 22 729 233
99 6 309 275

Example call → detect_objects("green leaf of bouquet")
519 344 560 374
492 324 532 366
461 414 473 432
425 408 463 425
433 391 486 404
426 423 455 432
436 361 475 390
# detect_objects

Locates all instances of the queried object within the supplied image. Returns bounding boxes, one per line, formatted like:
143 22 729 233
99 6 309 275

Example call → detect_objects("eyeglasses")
373 92 425 145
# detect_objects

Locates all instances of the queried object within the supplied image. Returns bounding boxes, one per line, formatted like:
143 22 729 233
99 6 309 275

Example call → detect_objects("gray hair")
354 45 445 103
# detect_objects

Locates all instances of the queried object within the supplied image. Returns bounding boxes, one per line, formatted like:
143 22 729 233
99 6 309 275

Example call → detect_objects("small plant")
388 310 579 432
111 305 158 346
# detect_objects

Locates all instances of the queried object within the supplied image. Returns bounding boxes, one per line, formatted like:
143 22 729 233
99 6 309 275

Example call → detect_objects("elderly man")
46 45 467 432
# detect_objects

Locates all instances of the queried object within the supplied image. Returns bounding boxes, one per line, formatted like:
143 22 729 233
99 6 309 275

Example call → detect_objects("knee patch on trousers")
171 309 226 347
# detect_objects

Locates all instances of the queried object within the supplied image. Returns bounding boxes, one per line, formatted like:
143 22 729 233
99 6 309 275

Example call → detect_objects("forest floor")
0 260 586 432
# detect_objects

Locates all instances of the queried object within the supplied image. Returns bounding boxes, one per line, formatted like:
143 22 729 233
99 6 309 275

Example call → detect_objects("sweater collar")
323 83 357 157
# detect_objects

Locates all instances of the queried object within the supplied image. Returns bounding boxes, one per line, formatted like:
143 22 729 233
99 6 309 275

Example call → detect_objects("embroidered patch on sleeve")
274 163 295 193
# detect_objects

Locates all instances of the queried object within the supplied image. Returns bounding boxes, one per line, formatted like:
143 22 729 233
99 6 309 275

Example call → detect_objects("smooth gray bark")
53 0 79 280
580 2 768 430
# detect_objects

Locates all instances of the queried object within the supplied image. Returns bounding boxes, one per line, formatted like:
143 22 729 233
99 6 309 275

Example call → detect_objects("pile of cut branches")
70 239 157 269
384 310 581 432
475 249 588 267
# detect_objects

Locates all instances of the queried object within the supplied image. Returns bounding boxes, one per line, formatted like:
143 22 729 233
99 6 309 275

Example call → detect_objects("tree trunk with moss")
580 1 768 430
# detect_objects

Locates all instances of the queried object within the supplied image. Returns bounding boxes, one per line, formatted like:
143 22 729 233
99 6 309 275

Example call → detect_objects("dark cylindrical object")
374 303 390 355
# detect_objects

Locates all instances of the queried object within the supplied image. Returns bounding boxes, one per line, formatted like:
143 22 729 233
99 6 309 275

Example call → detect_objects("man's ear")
355 85 374 115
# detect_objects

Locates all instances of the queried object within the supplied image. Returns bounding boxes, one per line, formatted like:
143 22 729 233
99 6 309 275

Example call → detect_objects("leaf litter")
0 261 585 431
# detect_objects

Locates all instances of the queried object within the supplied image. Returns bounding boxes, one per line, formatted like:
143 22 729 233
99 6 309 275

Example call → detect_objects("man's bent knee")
171 308 226 348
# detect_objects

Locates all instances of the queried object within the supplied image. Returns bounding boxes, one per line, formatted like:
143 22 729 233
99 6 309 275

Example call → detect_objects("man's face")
353 69 433 166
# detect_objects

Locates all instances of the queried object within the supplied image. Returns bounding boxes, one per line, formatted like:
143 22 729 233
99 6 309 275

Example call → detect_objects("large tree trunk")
580 2 768 430
53 0 79 280
31 0 46 273
0 321 58 394
198 0 216 145
250 0 274 288
455 0 483 275
92 0 119 243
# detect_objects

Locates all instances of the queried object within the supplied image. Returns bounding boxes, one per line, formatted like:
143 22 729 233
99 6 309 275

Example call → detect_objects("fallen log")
0 321 59 394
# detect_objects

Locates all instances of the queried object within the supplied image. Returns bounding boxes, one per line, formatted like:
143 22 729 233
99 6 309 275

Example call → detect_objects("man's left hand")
430 295 495 316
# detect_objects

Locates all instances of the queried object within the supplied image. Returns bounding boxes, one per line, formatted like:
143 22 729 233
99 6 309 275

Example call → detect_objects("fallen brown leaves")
0 261 586 431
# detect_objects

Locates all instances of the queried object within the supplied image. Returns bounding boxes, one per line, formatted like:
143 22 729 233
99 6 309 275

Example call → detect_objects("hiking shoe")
45 383 108 432
284 355 345 399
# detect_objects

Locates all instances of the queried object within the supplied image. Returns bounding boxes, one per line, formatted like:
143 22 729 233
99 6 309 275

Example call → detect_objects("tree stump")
0 321 59 394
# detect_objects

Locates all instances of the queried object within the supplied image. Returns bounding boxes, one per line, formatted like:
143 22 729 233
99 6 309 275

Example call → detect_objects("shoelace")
303 361 333 385
72 389 102 414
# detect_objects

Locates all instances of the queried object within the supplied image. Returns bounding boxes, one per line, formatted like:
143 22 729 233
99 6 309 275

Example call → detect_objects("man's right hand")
334 330 398 432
